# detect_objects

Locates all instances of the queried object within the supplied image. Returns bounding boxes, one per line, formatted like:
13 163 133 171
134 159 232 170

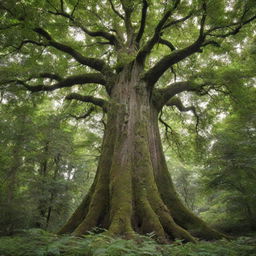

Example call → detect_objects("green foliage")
198 87 256 232
0 230 256 256
0 95 99 234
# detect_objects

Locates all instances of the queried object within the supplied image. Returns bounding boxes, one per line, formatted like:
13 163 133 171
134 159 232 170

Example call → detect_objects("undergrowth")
0 229 255 256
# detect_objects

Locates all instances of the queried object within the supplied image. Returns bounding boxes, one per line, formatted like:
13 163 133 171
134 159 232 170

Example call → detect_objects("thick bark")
59 62 225 242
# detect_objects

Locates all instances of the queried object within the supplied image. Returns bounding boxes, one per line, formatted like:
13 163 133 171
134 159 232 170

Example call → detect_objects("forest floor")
0 229 256 256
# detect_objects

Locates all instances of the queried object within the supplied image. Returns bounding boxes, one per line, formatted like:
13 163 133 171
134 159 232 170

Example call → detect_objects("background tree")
0 0 255 242
200 85 256 232
0 93 97 234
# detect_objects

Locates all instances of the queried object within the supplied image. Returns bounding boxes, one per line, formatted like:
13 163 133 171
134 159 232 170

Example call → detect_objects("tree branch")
144 40 204 88
37 73 63 81
147 1 256 91
136 0 180 63
19 73 106 92
14 39 47 50
163 11 193 30
69 106 95 120
153 81 204 110
108 0 125 20
120 0 134 41
159 38 176 51
46 8 119 46
34 28 113 74
65 93 108 112
205 13 256 38
166 96 199 131
199 0 207 39
135 0 148 45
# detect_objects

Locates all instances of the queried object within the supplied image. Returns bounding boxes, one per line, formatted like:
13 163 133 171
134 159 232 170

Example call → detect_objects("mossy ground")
0 229 256 256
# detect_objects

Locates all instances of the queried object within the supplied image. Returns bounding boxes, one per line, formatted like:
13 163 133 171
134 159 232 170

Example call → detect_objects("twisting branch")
144 2 256 90
65 93 108 112
205 11 256 38
60 0 64 12
136 0 181 62
25 73 63 82
71 0 80 17
46 0 58 12
16 73 106 92
70 107 95 120
159 110 182 156
153 81 204 110
143 39 209 89
162 11 193 30
135 0 149 45
159 38 176 51
15 39 47 50
46 6 119 46
159 110 176 138
143 2 209 89
199 0 207 39
108 0 125 20
34 28 113 75
120 0 134 40
166 96 199 132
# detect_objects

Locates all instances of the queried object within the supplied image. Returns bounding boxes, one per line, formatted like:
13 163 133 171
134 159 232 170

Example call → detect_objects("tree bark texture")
58 63 224 242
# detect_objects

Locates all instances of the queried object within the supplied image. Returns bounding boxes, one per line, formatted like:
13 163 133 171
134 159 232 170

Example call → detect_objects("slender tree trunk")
46 154 60 229
59 62 224 242
7 143 22 204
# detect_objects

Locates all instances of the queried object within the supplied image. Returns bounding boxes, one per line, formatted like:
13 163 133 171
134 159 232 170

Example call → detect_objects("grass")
0 229 256 256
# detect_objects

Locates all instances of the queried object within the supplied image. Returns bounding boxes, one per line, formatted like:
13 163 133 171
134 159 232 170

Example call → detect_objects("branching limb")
21 72 63 82
70 107 95 120
108 0 125 20
34 28 113 75
143 37 210 88
199 0 207 40
159 110 175 138
205 14 256 38
143 2 255 90
59 0 64 12
143 2 208 89
159 110 182 156
153 81 204 110
15 73 106 92
135 0 149 45
14 39 47 50
36 73 63 81
136 0 180 63
120 0 135 41
71 0 80 17
46 6 119 46
65 93 108 112
166 96 199 132
159 38 176 51
162 11 193 30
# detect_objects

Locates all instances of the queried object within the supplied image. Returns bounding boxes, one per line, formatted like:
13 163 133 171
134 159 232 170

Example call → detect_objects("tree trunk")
58 63 224 242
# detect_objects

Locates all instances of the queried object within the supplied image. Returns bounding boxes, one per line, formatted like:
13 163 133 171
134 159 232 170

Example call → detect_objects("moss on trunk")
59 63 226 243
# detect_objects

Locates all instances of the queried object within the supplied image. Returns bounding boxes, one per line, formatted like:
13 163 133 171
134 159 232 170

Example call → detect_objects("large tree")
1 0 255 242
